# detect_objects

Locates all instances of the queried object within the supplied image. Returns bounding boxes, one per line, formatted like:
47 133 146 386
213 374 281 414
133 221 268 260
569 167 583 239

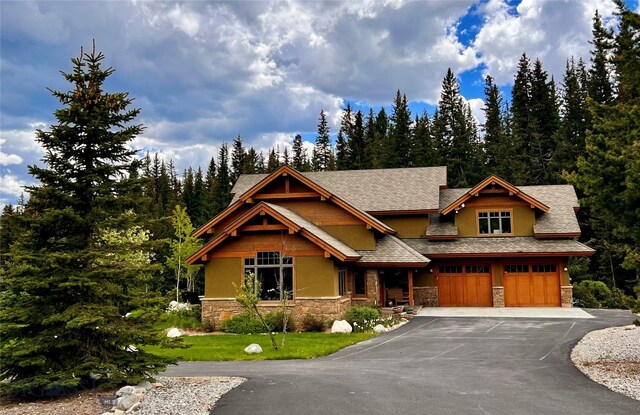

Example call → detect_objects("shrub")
219 313 265 334
219 311 295 334
605 288 630 309
343 306 381 331
573 280 611 308
264 311 296 333
301 314 326 332
156 306 203 330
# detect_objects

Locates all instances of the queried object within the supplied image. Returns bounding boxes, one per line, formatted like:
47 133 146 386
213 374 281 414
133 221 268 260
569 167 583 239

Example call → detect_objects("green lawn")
146 332 376 361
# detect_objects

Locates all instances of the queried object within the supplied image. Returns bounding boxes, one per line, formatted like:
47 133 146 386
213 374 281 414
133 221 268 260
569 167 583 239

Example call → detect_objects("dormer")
439 175 551 238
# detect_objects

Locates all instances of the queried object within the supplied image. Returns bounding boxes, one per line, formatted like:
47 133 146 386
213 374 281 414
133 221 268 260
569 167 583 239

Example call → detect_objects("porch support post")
408 270 414 307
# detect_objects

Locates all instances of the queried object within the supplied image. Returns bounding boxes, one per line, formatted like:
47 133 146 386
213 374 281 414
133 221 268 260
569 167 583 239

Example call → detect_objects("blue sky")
1 0 638 208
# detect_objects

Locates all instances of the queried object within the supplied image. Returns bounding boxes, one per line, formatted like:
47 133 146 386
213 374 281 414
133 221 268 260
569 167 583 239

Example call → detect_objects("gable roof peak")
440 174 550 215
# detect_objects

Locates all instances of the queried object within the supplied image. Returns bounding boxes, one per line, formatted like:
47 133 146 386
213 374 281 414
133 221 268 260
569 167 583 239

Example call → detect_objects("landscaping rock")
244 343 263 354
126 401 141 413
167 327 182 338
134 379 153 393
373 324 387 333
116 385 136 397
115 393 139 411
331 320 352 334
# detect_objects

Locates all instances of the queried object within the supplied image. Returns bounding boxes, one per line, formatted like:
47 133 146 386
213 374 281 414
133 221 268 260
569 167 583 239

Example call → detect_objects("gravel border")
571 325 640 401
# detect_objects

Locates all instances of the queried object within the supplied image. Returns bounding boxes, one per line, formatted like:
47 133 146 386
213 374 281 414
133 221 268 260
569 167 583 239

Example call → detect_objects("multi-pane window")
244 251 293 301
505 264 529 273
338 267 346 296
354 270 367 295
439 265 463 274
532 264 557 273
466 264 490 273
478 211 512 235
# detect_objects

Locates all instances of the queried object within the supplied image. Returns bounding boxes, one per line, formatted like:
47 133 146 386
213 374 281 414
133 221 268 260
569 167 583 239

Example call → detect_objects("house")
187 166 594 326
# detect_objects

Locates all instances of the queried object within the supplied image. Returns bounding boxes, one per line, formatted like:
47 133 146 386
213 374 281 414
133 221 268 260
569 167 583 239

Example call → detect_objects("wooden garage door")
504 263 560 307
438 264 492 306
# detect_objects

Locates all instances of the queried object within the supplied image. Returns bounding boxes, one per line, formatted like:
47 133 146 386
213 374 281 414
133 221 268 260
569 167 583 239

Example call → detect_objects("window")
478 211 512 235
244 251 293 301
354 270 367 296
532 264 557 273
466 264 490 273
439 265 463 274
338 267 346 296
505 264 529 273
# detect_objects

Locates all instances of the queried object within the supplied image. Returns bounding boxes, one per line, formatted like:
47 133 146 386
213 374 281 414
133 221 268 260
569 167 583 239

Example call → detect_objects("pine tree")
349 110 366 169
432 69 484 186
335 130 350 170
267 147 280 172
386 90 412 168
312 110 332 171
182 167 195 219
292 134 308 171
230 135 245 182
370 108 389 168
282 146 290 166
588 10 614 104
411 112 438 167
216 143 232 209
482 75 521 180
612 0 640 105
0 43 174 395
363 108 377 169
549 58 590 182
204 156 219 219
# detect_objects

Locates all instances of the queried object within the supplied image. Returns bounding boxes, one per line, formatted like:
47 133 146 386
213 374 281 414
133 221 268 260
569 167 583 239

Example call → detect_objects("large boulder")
115 393 139 411
116 385 136 397
373 324 387 333
331 320 353 334
166 327 182 338
244 343 263 354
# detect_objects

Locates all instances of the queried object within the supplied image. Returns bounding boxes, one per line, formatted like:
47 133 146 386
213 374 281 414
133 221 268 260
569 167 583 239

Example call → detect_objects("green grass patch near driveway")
146 332 376 361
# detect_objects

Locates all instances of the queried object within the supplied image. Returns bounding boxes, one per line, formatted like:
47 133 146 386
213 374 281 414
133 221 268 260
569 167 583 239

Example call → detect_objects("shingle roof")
426 213 458 237
403 237 594 257
357 235 428 266
524 185 581 235
264 203 361 259
231 167 447 212
439 185 581 236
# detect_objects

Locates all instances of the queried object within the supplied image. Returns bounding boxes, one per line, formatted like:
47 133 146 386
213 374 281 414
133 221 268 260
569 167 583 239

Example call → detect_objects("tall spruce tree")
335 130 350 170
312 110 332 171
215 143 232 209
292 134 308 171
204 156 219 219
349 110 366 169
0 44 174 395
588 10 615 104
411 112 438 167
230 135 245 182
386 90 412 168
482 75 521 180
432 69 484 187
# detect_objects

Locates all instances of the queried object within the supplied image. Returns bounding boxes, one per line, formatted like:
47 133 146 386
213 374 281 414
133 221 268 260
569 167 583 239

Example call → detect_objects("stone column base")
561 286 573 308
492 286 505 307
413 286 438 307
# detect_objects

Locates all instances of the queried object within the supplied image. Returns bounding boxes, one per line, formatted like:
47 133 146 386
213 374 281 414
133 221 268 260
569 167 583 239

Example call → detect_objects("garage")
437 264 492 306
503 263 560 307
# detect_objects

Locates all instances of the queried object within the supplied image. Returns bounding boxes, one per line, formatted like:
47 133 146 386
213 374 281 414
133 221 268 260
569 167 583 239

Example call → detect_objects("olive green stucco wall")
378 216 429 238
296 256 338 297
205 257 242 298
455 206 535 237
321 225 375 250
414 269 435 286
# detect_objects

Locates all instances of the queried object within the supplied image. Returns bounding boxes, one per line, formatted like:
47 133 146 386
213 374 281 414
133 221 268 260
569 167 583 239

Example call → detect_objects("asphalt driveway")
161 309 640 415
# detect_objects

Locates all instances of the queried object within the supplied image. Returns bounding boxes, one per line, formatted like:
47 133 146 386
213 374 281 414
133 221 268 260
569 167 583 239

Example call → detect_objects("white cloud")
466 98 486 127
0 174 31 197
474 0 618 85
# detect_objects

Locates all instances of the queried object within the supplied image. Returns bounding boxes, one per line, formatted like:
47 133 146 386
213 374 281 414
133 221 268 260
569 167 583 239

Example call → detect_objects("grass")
146 332 376 361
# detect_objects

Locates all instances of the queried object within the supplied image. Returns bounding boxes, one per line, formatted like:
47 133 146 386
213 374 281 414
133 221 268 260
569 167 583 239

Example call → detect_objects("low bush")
219 311 295 334
343 306 381 332
301 314 326 332
155 305 203 330
573 280 636 310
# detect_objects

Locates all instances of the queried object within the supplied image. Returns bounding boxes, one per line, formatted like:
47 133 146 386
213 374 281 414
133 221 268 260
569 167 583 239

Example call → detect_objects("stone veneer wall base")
413 287 438 307
202 297 352 329
561 286 573 308
492 286 505 308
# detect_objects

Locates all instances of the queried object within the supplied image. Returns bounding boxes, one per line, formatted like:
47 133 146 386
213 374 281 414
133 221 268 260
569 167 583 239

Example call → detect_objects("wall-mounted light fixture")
563 267 568 272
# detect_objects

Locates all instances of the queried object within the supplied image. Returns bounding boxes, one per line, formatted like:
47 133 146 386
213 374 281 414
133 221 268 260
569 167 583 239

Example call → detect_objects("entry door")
437 264 492 306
